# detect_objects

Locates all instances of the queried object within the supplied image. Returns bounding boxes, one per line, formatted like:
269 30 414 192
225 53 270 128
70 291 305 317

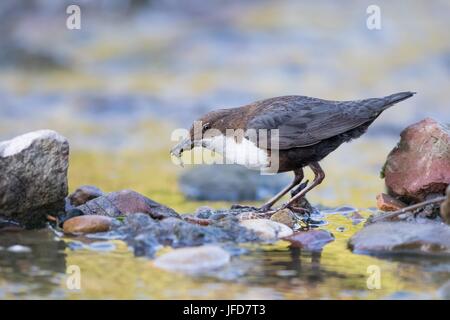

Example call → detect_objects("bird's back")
243 92 415 149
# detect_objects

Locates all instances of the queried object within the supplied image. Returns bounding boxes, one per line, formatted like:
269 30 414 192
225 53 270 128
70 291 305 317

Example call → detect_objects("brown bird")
171 92 415 211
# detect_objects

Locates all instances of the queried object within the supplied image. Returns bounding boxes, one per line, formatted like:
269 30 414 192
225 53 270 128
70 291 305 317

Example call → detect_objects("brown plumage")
171 92 415 211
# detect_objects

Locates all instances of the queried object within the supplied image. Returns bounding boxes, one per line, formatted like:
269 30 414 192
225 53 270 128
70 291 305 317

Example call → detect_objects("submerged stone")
153 245 231 273
284 230 334 251
179 164 290 201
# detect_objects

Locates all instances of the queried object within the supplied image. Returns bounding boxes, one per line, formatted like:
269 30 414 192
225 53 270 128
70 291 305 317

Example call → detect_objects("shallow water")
1 136 449 300
1 0 449 299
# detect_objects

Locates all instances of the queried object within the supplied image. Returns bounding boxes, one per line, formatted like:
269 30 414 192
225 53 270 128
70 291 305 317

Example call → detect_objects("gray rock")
0 130 69 228
89 211 260 258
349 221 450 256
194 206 215 219
179 164 290 201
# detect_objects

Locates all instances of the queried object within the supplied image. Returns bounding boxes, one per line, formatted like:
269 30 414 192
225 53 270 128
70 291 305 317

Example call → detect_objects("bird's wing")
245 96 378 150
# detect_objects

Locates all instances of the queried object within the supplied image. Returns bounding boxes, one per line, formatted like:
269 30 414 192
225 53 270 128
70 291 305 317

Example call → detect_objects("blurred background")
0 0 449 299
0 0 448 208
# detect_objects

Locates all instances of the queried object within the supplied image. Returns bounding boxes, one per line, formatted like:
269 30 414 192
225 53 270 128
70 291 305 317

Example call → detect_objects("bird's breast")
202 134 270 169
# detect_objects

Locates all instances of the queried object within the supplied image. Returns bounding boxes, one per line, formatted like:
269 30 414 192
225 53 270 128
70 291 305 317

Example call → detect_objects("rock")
284 230 334 251
383 118 450 202
68 185 104 207
194 206 215 219
349 222 450 256
179 164 290 201
95 212 260 257
76 190 180 220
63 215 112 234
153 245 231 273
240 219 293 240
270 209 296 228
440 186 450 224
376 193 406 212
0 130 69 228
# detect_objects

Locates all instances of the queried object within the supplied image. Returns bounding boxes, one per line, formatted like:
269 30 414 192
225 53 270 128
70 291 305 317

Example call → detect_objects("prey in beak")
170 137 194 167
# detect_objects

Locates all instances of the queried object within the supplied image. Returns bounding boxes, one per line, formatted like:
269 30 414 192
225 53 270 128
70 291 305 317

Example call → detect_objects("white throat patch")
202 134 269 169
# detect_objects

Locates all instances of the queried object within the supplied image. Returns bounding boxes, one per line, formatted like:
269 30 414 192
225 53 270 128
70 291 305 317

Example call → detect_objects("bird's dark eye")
202 123 210 131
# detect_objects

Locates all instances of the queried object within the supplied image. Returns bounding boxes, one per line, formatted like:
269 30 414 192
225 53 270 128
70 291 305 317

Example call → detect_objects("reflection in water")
0 229 67 298
0 213 449 299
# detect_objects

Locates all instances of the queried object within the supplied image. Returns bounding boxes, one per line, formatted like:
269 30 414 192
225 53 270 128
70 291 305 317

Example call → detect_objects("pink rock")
76 190 180 220
383 118 450 202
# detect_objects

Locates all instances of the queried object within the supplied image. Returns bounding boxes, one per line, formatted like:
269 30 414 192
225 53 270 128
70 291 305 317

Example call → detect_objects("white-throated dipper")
171 92 415 211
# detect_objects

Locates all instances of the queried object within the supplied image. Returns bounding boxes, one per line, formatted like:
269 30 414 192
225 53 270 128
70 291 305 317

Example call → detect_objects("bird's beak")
170 138 194 167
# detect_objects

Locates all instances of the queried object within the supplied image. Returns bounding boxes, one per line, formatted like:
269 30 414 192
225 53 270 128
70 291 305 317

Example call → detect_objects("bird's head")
170 109 231 164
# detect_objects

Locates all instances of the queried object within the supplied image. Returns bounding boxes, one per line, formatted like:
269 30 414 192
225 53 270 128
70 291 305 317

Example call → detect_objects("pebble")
239 219 293 240
153 245 231 273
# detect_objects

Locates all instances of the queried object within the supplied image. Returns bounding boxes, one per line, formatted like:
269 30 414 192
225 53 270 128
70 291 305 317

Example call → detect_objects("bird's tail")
384 91 416 107
361 91 415 116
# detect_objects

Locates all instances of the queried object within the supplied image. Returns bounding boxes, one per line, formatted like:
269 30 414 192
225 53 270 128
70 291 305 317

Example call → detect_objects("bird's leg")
281 162 325 210
258 169 304 212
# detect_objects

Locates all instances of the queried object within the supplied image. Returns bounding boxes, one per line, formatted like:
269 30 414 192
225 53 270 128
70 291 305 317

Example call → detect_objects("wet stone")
102 212 260 258
63 215 112 235
239 219 293 241
68 185 104 207
153 245 231 273
284 229 334 251
76 190 180 220
349 221 450 256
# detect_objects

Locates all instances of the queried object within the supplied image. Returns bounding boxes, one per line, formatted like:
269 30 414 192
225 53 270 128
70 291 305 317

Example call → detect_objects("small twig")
372 196 446 223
